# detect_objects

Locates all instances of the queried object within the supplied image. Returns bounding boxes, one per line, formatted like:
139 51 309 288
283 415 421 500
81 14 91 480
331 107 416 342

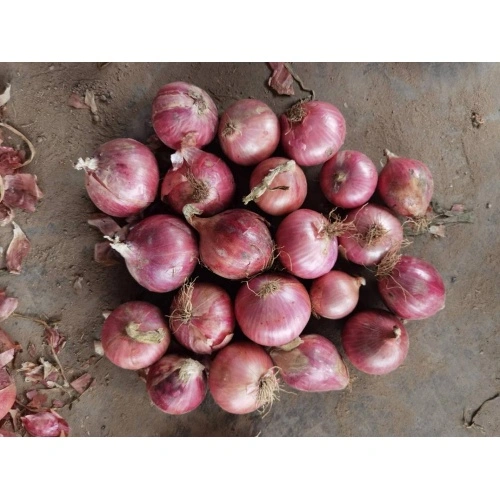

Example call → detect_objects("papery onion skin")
21 411 70 437
101 301 170 370
110 214 198 293
342 309 409 375
208 342 278 414
337 203 403 266
377 150 434 218
270 334 349 392
0 367 16 420
319 150 378 209
161 148 235 216
280 101 346 167
147 355 207 415
169 281 234 355
152 81 218 150
218 99 280 166
276 209 338 279
378 255 446 320
310 271 365 320
235 273 311 347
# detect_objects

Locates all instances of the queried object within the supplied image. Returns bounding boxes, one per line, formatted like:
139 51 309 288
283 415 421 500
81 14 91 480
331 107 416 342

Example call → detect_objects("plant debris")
44 326 67 355
267 63 295 96
471 111 484 129
463 392 500 432
2 173 43 212
88 213 129 266
70 373 93 395
0 84 11 108
68 93 88 110
6 221 31 274
21 410 69 437
0 289 18 321
85 90 98 115
94 340 104 356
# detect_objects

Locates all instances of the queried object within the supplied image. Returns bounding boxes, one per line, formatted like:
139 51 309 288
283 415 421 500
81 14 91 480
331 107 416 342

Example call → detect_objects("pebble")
49 65 55 71
37 136 44 143
486 202 491 208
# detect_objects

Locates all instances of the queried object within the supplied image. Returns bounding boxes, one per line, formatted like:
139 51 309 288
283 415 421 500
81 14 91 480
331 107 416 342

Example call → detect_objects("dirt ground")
0 62 498 437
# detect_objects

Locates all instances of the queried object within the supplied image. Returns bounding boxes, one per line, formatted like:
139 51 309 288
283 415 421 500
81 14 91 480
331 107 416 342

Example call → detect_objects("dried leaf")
2 173 43 212
44 327 66 354
0 289 18 321
0 367 16 420
94 241 119 266
21 410 69 437
6 221 31 274
70 373 93 395
0 145 25 175
0 84 11 107
67 93 88 109
94 340 104 356
267 63 295 96
429 225 446 238
84 90 98 115
0 202 14 226
0 348 14 368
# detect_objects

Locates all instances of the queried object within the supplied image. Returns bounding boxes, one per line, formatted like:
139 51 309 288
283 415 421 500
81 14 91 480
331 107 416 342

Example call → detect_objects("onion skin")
110 214 198 293
280 101 346 167
270 334 349 392
147 355 207 415
152 81 218 150
310 271 365 320
0 367 16 420
342 310 409 375
319 150 378 209
218 99 280 166
378 255 446 320
101 301 170 370
377 150 434 218
21 411 70 437
235 273 311 347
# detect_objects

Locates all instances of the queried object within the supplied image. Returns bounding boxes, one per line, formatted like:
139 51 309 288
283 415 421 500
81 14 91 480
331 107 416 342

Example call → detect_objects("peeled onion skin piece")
0 367 16 420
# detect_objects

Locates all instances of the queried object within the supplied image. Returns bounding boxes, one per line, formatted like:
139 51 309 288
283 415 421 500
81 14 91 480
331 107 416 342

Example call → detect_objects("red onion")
310 271 365 319
161 147 235 216
377 150 434 218
243 157 307 216
21 411 70 437
110 214 198 292
101 301 170 370
270 334 349 392
169 281 234 354
276 209 340 279
280 100 346 167
183 206 274 280
337 203 403 266
74 138 159 218
147 354 207 415
378 255 446 320
209 342 279 414
152 81 218 150
235 273 311 347
319 150 378 209
218 99 280 166
342 309 409 375
0 367 16 420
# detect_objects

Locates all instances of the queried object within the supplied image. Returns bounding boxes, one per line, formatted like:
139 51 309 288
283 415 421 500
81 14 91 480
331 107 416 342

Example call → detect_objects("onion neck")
243 160 294 204
383 149 398 161
125 323 167 344
178 358 205 383
275 337 303 352
257 280 281 298
222 122 238 137
74 157 98 172
355 276 366 288
182 204 204 228
107 236 133 259
392 326 401 339
171 280 195 324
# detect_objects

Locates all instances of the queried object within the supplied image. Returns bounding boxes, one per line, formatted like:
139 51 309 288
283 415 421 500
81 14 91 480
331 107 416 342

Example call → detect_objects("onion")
161 147 235 216
21 411 70 437
337 203 403 266
101 301 170 370
378 255 446 320
377 149 434 218
276 208 341 279
243 157 307 216
342 309 409 375
218 99 280 166
319 150 378 209
234 273 311 347
183 206 274 280
169 281 234 354
208 342 279 414
74 138 159 218
147 354 207 415
152 81 218 150
280 100 346 167
310 271 365 319
269 334 349 392
0 367 16 420
110 214 198 293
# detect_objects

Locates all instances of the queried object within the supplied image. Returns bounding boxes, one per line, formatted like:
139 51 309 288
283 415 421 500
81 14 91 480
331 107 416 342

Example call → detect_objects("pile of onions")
152 81 218 151
0 367 16 420
280 100 346 167
234 273 311 347
74 138 159 218
218 99 280 166
243 157 307 216
101 301 170 370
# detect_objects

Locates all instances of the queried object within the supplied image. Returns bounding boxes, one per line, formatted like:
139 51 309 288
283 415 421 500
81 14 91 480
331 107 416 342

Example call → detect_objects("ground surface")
0 62 498 437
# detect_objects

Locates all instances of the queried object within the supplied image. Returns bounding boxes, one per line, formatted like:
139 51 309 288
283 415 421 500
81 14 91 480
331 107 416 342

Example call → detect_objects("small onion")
74 138 159 218
342 309 409 375
152 81 218 150
319 150 378 209
378 255 446 320
280 100 346 167
147 355 207 415
161 147 235 216
310 271 366 320
235 273 311 347
21 411 70 437
169 281 234 354
101 301 170 370
243 157 307 216
110 214 198 293
183 206 274 280
218 99 280 166
209 342 279 414
0 367 16 420
270 334 349 392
